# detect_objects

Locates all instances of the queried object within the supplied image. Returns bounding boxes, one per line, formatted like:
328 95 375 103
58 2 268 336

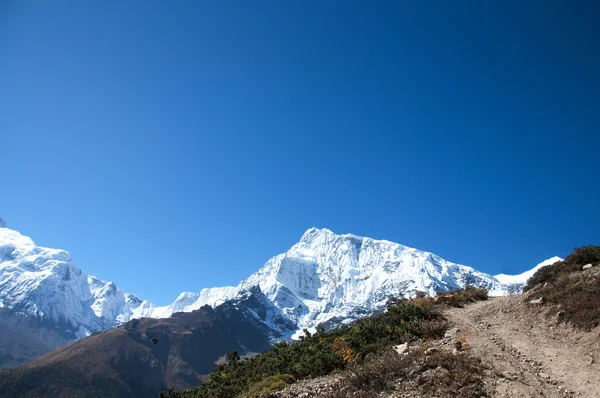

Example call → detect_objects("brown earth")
445 295 599 398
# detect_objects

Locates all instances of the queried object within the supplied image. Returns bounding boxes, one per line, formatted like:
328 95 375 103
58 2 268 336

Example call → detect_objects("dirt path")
444 296 600 398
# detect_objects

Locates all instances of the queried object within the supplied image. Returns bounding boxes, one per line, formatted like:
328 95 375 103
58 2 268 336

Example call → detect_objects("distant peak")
176 292 199 300
300 227 332 240
0 217 6 228
540 256 563 266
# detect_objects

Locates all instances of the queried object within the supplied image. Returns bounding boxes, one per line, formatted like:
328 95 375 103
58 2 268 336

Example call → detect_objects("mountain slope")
0 227 157 334
0 289 283 398
0 225 552 368
0 226 163 368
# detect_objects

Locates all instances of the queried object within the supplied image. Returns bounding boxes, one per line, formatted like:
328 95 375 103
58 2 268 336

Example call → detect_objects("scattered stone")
394 342 409 355
425 347 439 354
530 297 544 305
444 328 457 339
582 263 593 270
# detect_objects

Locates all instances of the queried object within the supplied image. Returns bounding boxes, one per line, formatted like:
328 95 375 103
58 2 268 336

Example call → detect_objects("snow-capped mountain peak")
0 224 558 352
0 226 155 338
232 227 520 332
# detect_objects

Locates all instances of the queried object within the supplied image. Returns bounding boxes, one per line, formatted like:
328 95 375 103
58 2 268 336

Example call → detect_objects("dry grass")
525 245 600 331
418 350 488 397
417 319 449 340
323 345 488 398
525 245 600 291
401 286 489 311
456 330 472 351
434 285 489 307
534 272 600 330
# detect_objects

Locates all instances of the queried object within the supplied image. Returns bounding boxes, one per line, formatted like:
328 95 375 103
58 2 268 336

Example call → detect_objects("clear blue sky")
1 1 598 305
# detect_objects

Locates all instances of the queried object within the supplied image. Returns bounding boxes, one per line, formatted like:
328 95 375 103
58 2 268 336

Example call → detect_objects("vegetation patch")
387 285 489 310
524 245 600 331
163 286 491 398
325 345 488 398
240 374 295 398
166 300 445 398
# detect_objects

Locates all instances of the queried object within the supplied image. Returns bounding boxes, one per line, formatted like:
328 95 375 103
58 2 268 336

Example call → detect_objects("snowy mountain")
162 227 554 336
0 224 556 367
494 256 563 286
0 227 157 340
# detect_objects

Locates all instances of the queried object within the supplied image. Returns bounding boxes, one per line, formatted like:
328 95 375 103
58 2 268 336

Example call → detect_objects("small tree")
315 324 325 335
226 350 240 363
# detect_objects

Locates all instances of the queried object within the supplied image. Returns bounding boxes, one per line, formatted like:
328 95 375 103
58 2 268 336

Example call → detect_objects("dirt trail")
444 296 600 398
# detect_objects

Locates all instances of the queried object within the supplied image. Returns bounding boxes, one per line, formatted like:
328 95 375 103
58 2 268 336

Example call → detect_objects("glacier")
0 225 560 344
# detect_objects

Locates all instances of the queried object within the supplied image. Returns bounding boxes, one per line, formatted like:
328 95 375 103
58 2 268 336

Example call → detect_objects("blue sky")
1 1 598 305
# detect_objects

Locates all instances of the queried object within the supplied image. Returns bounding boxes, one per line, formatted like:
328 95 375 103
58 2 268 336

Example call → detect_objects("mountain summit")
175 227 556 336
0 225 558 368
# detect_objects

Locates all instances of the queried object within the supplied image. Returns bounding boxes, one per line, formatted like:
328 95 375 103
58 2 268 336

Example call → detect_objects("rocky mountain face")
0 224 558 369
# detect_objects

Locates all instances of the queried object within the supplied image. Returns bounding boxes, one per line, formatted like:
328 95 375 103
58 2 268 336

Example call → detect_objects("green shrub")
164 298 448 398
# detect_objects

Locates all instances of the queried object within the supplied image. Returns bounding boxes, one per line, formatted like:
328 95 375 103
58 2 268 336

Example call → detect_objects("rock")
530 297 544 305
444 328 457 338
394 342 408 355
582 263 593 270
426 347 439 354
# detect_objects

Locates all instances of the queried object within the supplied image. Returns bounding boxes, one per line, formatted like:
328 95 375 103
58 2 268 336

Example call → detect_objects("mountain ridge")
0 225 560 368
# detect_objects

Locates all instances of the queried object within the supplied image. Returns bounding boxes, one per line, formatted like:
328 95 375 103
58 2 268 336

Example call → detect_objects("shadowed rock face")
0 309 80 369
0 299 276 398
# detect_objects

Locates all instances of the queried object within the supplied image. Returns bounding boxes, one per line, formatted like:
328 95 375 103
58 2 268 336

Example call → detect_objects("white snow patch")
494 256 563 285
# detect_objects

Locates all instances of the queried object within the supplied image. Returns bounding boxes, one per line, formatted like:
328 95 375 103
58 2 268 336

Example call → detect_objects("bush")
525 245 600 291
433 285 488 308
524 245 600 331
418 350 488 397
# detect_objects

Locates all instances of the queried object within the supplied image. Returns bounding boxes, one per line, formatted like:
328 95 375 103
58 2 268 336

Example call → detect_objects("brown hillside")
0 303 273 398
